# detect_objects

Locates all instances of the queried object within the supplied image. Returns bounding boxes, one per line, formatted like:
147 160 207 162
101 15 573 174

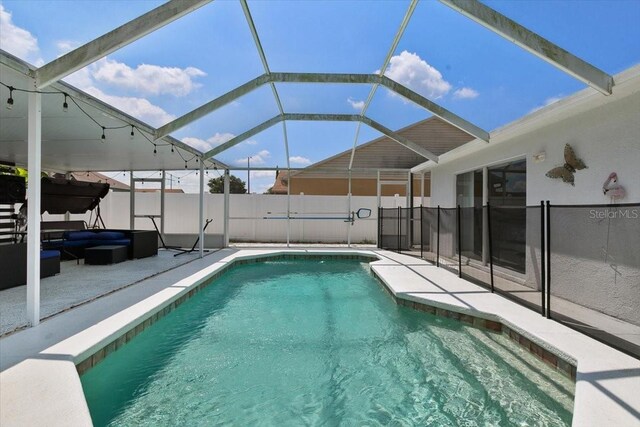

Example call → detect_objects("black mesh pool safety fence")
377 202 640 359
378 207 408 251
437 207 459 274
420 207 438 264
548 203 640 358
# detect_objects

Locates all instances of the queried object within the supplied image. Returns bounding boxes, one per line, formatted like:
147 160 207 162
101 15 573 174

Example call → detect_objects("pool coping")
1 249 639 426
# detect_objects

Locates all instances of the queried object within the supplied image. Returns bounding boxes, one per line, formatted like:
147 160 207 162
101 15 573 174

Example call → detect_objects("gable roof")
292 116 475 179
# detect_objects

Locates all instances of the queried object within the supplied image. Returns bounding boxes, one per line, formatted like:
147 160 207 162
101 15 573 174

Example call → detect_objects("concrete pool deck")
0 249 211 336
1 248 638 426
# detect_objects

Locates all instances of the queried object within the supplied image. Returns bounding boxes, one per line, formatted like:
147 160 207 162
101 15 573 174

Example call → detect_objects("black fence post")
397 206 401 253
457 204 462 278
486 203 494 293
436 205 440 267
540 200 546 316
546 200 551 319
420 206 424 259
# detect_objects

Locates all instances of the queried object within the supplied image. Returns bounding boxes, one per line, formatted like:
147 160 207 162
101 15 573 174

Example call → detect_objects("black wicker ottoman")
85 245 128 265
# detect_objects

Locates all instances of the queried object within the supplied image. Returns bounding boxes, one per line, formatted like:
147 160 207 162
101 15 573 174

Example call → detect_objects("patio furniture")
85 245 128 265
44 229 157 260
40 250 61 277
43 230 129 260
146 215 212 257
0 243 60 290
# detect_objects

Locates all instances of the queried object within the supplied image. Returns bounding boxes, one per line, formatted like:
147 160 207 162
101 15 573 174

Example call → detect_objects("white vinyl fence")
43 191 429 244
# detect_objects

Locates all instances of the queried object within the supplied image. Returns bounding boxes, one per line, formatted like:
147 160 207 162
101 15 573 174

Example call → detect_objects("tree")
208 175 247 194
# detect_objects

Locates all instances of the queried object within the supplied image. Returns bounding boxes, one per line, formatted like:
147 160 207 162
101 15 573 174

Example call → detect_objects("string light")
1 81 209 164
6 86 14 110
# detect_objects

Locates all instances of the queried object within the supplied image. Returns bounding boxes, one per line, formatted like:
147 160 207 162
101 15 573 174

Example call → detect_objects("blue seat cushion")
63 231 96 241
63 239 92 248
93 231 126 240
40 250 60 260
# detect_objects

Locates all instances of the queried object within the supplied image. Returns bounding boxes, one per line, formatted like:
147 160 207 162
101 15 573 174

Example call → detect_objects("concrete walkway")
396 249 640 358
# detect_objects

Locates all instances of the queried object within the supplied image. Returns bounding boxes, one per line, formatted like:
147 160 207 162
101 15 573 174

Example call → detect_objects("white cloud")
92 58 206 96
244 139 258 145
529 94 564 113
181 132 235 152
83 86 175 127
208 132 235 145
181 137 211 152
0 4 42 64
289 156 311 166
251 170 276 179
64 67 94 88
453 87 479 100
379 51 451 99
347 97 365 110
236 149 270 165
55 40 80 55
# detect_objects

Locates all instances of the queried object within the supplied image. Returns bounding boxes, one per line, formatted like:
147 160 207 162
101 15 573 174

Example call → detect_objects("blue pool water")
81 259 574 426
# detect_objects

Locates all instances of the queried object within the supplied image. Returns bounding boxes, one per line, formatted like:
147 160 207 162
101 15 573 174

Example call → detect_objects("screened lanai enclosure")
0 0 636 333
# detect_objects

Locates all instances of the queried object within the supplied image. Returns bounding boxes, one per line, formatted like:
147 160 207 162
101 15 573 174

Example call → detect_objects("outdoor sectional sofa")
0 243 60 290
43 229 158 260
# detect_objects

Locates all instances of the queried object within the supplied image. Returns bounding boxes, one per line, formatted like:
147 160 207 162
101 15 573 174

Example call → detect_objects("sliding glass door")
455 159 527 273
456 170 483 262
488 160 526 273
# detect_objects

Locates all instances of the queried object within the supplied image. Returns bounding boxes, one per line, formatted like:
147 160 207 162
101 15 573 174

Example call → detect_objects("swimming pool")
81 258 574 426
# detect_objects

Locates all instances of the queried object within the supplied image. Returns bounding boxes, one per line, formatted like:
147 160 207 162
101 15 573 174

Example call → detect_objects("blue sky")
1 0 639 193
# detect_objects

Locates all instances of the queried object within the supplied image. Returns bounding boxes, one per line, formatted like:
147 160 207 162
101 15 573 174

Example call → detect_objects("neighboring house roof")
63 172 131 191
270 171 289 194
292 117 475 179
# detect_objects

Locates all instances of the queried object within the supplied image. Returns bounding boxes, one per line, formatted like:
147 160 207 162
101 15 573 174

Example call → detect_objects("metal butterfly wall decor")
545 144 587 186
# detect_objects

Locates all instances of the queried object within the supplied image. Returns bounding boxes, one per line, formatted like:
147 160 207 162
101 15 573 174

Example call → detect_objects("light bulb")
6 88 14 110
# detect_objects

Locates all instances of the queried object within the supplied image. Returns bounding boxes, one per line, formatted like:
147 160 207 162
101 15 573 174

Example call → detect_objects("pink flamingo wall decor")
602 172 626 201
